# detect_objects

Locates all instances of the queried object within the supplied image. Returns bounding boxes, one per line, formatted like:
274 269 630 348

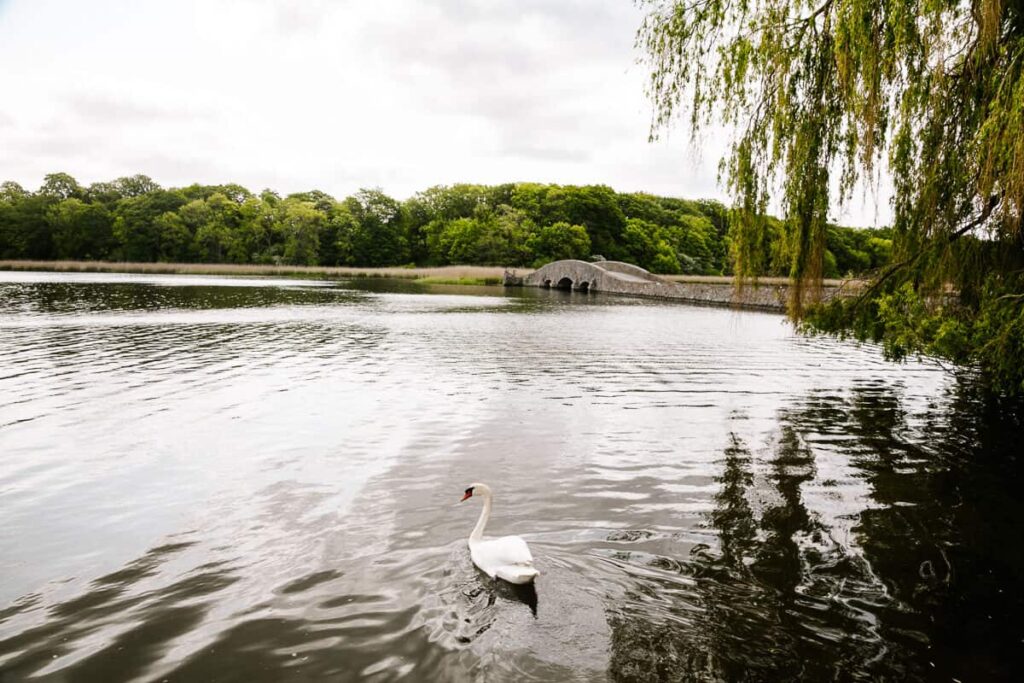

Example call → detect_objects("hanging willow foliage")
638 0 1024 393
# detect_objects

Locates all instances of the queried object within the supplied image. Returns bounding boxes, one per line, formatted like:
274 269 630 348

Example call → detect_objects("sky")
0 0 889 226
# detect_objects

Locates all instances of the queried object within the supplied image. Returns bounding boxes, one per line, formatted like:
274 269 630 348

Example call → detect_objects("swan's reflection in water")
457 572 539 622
503 582 539 618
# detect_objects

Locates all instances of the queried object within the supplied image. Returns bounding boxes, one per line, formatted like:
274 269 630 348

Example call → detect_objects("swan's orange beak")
460 491 472 502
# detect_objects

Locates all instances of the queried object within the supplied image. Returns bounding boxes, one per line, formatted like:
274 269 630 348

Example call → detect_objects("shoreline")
0 260 861 312
0 260 848 287
0 260 516 280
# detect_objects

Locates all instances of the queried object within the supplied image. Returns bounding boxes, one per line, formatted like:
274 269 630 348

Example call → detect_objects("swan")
459 483 538 585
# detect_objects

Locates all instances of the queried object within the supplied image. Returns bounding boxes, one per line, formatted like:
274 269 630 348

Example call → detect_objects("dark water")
1 272 1021 682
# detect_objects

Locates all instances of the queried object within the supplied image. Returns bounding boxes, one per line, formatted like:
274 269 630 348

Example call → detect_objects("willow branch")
947 194 1000 242
849 194 1000 308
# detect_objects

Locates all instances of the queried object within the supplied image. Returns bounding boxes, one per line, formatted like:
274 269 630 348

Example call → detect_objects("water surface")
1 271 1021 681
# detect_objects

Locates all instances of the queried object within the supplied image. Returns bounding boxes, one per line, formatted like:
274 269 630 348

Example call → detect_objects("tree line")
0 172 890 277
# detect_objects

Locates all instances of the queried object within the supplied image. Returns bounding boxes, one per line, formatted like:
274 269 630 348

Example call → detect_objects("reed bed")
0 260 524 281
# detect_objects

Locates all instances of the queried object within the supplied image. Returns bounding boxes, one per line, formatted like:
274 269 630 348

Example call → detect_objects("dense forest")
0 173 890 277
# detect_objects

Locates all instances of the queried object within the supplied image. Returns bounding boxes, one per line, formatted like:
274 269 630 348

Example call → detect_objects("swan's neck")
470 492 492 543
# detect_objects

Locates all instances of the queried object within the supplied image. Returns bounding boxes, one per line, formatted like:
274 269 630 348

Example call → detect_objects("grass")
414 276 503 286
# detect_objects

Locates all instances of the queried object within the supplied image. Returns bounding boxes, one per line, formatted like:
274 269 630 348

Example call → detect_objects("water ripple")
1 273 1021 681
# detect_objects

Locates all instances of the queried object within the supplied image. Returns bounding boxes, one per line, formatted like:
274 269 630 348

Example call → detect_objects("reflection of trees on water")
609 426 870 680
847 384 1024 679
4 281 361 315
608 382 1024 681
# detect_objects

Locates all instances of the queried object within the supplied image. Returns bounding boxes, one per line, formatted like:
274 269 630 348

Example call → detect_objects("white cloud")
0 0 890 225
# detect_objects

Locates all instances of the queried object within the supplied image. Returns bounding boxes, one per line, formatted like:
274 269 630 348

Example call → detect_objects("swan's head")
459 482 490 502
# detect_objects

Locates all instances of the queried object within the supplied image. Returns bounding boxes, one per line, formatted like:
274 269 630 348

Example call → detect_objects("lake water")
1 271 1021 681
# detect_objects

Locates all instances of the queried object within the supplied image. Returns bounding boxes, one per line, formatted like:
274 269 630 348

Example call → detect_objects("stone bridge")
520 259 680 296
507 259 819 311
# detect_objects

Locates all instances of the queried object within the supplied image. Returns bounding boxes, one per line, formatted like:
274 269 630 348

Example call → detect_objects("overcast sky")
0 0 887 225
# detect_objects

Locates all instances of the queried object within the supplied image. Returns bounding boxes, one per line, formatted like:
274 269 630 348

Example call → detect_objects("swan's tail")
496 565 539 585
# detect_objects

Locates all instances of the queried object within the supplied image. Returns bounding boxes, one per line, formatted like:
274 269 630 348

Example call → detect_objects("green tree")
188 193 243 263
555 185 627 260
437 217 486 264
866 236 893 269
621 218 661 269
675 214 717 274
424 205 536 266
192 222 236 263
526 222 591 265
825 227 871 277
39 172 82 201
0 186 27 258
4 193 58 259
343 189 407 266
488 205 536 265
47 199 114 259
511 184 627 259
238 196 279 263
154 211 192 262
286 189 334 213
112 190 186 261
0 181 28 203
332 203 359 266
403 184 496 264
639 0 1024 392
278 200 323 265
114 175 161 198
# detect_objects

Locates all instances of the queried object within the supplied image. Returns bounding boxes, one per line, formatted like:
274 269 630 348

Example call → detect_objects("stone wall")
661 281 790 310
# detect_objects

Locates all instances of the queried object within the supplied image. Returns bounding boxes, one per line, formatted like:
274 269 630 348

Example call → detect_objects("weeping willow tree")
638 0 1024 393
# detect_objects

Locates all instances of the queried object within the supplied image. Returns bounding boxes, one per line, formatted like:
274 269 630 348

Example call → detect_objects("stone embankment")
504 260 850 311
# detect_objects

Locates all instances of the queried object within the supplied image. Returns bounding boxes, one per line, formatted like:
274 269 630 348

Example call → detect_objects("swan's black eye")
464 486 474 495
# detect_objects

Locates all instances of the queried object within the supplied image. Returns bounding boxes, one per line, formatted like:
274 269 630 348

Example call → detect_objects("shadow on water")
497 580 538 618
607 380 1024 682
0 541 232 681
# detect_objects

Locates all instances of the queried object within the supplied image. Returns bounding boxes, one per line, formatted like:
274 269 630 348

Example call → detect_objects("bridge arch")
523 259 675 299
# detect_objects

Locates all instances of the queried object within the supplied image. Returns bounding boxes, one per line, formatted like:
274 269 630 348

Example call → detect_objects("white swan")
460 483 538 585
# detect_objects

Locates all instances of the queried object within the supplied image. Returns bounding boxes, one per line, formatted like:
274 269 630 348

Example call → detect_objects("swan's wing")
471 535 534 570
